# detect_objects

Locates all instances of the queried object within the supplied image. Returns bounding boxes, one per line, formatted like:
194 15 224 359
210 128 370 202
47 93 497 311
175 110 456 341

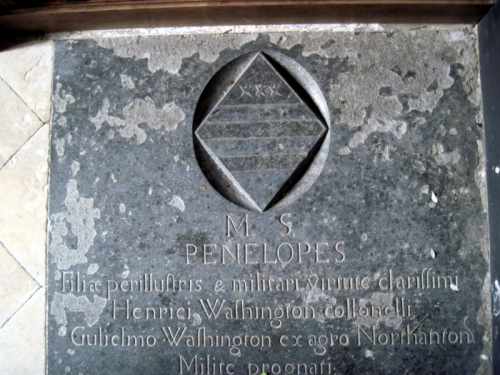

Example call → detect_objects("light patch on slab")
87 263 99 275
54 138 65 157
53 82 75 114
96 34 259 75
348 119 406 149
120 74 135 89
301 286 334 305
355 292 402 329
475 140 488 213
58 116 67 125
268 28 477 154
90 97 185 144
493 280 500 317
431 143 460 165
191 313 202 326
122 266 130 278
168 195 185 212
338 147 351 156
54 133 72 160
431 191 439 204
51 292 107 334
71 161 80 176
49 179 101 269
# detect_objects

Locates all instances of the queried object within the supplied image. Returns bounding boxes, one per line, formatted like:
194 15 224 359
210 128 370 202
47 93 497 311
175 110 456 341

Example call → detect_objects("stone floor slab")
46 28 490 375
0 78 44 168
0 242 39 329
0 40 54 123
0 287 45 375
0 124 49 286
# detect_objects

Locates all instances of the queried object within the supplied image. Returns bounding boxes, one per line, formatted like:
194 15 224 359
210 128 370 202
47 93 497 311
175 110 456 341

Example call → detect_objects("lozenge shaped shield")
193 51 330 212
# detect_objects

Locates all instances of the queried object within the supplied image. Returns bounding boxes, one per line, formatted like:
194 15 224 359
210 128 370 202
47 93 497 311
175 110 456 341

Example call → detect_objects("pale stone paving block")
0 124 49 286
0 40 54 123
0 242 39 329
0 78 44 168
0 287 45 375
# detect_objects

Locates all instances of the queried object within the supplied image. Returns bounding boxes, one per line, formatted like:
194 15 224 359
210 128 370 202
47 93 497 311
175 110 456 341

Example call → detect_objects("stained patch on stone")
49 179 100 270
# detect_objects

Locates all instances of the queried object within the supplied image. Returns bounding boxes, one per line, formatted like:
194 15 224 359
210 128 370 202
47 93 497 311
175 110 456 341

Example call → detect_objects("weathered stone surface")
0 242 39 329
0 78 43 168
0 40 54 123
48 28 490 375
0 124 49 286
0 287 45 375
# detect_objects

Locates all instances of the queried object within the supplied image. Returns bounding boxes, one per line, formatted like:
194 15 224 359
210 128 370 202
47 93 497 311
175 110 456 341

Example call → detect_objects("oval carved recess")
193 51 330 212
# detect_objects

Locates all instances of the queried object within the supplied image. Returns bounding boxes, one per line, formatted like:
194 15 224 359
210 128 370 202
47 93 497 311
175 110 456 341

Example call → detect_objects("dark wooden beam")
0 1 495 34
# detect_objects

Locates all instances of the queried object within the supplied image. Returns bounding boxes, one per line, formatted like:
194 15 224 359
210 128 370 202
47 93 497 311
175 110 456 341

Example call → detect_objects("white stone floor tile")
0 287 45 375
0 78 44 168
0 39 52 374
0 242 40 329
0 40 54 123
0 124 49 286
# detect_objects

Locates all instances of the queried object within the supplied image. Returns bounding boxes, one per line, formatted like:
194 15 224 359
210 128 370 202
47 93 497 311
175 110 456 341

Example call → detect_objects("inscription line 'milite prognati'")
193 51 330 212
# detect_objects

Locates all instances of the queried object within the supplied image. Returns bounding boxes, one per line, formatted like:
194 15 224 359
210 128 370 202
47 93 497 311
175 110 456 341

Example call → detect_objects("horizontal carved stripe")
220 153 306 172
203 136 320 157
197 120 325 140
205 103 320 124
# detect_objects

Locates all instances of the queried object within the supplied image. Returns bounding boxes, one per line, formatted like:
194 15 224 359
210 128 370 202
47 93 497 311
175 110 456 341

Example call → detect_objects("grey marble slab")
48 28 491 375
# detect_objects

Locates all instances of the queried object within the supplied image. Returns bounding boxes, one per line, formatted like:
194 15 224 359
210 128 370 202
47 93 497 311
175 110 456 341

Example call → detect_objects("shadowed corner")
264 130 327 212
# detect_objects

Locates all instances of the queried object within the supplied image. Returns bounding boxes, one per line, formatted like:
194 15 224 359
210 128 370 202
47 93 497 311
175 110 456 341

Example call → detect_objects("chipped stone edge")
471 25 492 375
45 56 56 375
474 137 492 375
37 40 56 375
45 23 470 41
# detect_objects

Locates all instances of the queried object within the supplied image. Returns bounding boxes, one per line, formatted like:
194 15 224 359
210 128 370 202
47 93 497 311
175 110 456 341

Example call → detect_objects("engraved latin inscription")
193 51 331 212
48 31 488 375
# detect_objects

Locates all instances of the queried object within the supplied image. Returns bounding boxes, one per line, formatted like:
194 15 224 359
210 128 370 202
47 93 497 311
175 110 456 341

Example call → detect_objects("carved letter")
279 213 292 236
226 214 250 237
185 244 197 264
334 241 346 263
